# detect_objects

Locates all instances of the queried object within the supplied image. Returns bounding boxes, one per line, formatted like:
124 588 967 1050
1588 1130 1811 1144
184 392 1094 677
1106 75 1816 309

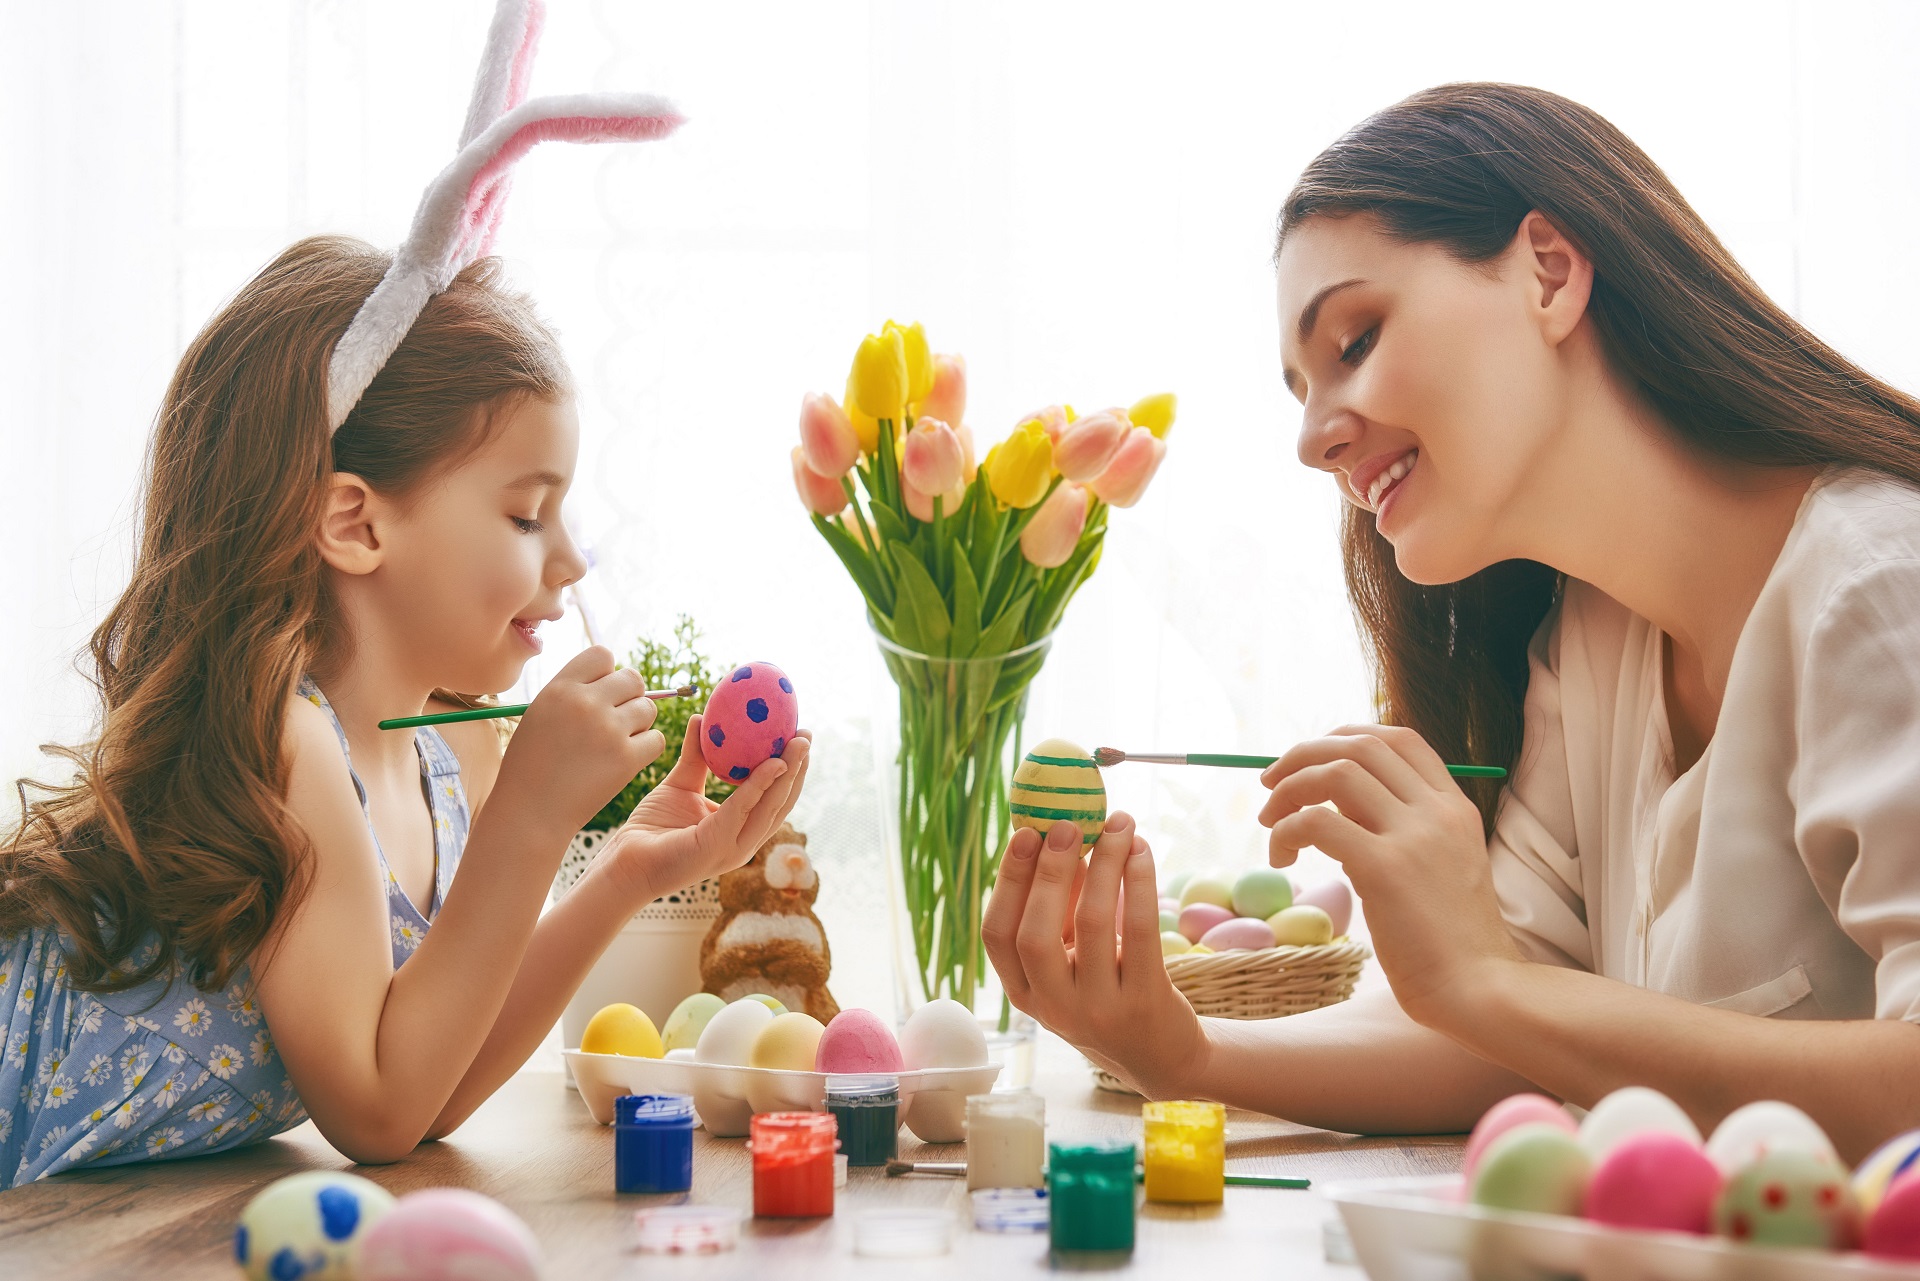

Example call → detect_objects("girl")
0 236 810 1186
984 82 1920 1162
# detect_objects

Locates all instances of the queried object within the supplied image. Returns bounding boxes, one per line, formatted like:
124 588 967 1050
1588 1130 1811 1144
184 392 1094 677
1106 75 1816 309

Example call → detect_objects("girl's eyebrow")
503 469 566 492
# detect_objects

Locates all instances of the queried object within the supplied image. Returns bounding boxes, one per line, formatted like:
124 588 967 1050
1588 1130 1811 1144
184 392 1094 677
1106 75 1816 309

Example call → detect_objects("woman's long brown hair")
1278 83 1920 833
1 235 568 992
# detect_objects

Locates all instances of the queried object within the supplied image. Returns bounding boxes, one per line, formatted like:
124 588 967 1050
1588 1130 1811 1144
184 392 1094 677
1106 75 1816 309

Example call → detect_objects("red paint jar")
751 1112 838 1218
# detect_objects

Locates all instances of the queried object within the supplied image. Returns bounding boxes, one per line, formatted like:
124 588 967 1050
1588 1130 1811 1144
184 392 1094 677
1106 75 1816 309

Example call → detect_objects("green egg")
1158 908 1179 933
661 992 727 1052
1470 1123 1590 1216
1178 875 1234 911
1231 868 1293 919
1165 871 1194 900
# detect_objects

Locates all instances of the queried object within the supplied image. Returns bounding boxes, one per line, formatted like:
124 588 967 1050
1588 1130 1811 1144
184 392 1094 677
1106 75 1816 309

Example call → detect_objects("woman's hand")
603 714 812 905
492 646 666 837
982 813 1209 1098
1258 724 1522 1022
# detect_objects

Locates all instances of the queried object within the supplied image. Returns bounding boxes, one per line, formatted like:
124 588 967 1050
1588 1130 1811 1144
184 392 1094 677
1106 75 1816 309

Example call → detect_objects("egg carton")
564 1050 1001 1142
1327 1175 1920 1281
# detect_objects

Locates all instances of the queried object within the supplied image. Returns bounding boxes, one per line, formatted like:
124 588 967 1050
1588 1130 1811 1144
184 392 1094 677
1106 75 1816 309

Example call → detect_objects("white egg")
695 998 774 1065
1577 1086 1701 1160
1705 1100 1839 1175
898 999 988 1070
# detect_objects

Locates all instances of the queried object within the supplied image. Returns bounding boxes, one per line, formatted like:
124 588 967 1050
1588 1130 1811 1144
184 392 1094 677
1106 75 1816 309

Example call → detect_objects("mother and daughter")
6 74 1916 1189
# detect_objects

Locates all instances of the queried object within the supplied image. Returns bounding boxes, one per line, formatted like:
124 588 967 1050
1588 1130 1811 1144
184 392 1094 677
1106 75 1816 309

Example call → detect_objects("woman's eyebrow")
1296 277 1368 343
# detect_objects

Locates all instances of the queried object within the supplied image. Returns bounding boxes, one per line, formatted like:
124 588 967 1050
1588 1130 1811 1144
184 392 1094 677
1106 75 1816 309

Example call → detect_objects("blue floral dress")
0 677 469 1188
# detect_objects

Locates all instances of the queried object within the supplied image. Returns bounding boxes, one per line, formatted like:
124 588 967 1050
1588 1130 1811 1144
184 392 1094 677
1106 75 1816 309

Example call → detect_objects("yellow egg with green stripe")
1009 738 1106 845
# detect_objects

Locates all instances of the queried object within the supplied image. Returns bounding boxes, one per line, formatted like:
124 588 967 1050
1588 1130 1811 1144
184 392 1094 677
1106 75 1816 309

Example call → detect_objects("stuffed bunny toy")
699 823 840 1022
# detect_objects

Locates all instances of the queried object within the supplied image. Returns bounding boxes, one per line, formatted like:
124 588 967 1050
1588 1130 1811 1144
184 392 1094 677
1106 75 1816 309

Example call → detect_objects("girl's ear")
1517 210 1595 348
316 473 387 575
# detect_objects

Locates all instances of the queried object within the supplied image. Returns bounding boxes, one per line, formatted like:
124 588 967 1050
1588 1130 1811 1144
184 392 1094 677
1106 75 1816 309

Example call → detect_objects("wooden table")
1 1039 1464 1278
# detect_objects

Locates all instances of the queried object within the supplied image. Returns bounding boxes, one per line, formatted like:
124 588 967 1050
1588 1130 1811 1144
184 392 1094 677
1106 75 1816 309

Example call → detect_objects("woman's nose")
1296 398 1362 474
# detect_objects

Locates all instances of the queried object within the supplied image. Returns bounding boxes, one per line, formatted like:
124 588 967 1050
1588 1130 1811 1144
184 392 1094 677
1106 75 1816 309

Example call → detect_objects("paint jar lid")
853 1208 956 1257
825 1073 901 1104
972 1187 1050 1233
614 1093 696 1127
631 1205 743 1255
1048 1138 1136 1175
750 1110 839 1159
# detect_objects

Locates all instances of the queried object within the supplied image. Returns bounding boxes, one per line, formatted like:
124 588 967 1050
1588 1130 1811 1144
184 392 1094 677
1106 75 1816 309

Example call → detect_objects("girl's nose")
550 526 590 588
1296 398 1362 474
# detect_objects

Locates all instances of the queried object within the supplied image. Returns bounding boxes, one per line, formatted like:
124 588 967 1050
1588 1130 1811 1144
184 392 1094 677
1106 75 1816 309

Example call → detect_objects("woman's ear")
317 472 387 575
1516 210 1594 347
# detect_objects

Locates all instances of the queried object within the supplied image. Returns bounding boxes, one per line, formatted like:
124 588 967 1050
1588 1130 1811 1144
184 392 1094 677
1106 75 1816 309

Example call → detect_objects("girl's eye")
1340 326 1377 366
511 516 545 533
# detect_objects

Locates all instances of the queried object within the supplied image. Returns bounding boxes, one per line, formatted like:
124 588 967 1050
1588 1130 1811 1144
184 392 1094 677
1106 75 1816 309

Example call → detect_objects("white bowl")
563 1050 1001 1141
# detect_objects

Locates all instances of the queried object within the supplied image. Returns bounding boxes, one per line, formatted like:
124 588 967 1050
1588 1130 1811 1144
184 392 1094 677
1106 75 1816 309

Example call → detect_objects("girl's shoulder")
420 703 502 813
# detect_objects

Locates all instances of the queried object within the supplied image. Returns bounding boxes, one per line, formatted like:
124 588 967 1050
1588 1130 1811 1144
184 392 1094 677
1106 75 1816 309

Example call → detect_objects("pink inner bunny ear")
505 0 545 114
458 0 548 148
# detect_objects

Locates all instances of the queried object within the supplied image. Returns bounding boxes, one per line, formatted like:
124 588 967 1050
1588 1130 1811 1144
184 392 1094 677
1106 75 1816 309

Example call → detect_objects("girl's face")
1275 214 1571 585
367 394 589 695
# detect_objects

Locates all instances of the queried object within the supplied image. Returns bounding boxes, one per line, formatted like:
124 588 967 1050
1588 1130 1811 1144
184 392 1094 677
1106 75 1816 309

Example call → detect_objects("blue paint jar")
615 1093 696 1195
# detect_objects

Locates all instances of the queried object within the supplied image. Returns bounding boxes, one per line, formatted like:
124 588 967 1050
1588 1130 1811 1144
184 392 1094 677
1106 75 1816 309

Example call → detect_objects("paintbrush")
377 684 698 731
1093 747 1505 780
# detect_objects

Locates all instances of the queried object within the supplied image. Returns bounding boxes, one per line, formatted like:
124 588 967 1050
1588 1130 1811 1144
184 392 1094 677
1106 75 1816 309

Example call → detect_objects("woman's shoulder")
1795 467 1920 574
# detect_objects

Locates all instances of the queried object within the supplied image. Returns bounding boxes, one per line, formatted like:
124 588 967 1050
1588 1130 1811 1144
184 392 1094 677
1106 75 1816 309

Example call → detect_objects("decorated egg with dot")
1584 1132 1721 1233
1008 739 1106 844
1469 1123 1591 1216
1578 1086 1701 1161
235 1171 396 1281
357 1189 542 1281
1706 1100 1839 1175
1712 1148 1859 1249
700 662 799 783
1865 1168 1920 1259
1177 902 1234 944
1464 1093 1577 1182
1198 917 1277 952
1854 1129 1920 1217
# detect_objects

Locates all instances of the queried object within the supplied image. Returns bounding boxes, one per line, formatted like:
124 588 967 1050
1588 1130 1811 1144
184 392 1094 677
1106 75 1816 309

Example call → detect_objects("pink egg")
1177 902 1234 944
700 662 799 784
1585 1132 1722 1233
1464 1094 1577 1182
815 1008 904 1074
358 1189 541 1281
1199 917 1277 952
1867 1173 1920 1259
1294 879 1353 937
1158 898 1180 915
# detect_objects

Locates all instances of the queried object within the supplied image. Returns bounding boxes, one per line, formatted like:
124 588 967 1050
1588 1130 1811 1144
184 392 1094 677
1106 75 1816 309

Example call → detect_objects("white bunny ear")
458 0 545 148
327 93 683 433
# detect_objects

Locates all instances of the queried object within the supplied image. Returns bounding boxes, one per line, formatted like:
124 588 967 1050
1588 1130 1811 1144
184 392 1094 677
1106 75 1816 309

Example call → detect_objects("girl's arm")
254 647 664 1164
422 718 810 1138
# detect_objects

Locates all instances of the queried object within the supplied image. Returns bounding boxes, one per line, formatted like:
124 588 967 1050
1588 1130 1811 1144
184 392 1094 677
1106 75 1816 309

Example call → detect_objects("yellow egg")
1268 905 1334 946
580 1002 664 1058
1009 738 1106 846
1186 944 1214 955
744 993 788 1015
750 1012 826 1071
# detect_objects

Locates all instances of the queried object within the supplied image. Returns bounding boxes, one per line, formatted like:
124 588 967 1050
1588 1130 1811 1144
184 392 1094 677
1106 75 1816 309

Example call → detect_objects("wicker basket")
1091 938 1371 1094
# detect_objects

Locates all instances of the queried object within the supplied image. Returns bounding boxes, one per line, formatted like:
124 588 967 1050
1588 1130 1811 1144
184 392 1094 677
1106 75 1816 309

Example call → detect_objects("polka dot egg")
235 1171 396 1281
1712 1148 1859 1249
1008 738 1106 845
700 662 799 783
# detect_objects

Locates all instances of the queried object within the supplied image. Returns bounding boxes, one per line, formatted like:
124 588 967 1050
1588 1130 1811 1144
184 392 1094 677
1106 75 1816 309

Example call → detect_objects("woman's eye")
1340 327 1377 366
511 516 545 533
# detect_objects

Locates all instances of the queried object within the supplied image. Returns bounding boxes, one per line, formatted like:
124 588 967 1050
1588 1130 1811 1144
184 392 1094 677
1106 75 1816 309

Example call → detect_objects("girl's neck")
308 643 437 777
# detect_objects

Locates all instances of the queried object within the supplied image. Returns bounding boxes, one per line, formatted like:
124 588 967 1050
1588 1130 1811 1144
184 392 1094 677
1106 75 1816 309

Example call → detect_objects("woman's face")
1276 214 1571 585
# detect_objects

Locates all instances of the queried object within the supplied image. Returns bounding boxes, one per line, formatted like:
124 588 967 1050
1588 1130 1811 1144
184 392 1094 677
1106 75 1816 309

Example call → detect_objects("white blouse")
1490 467 1920 1023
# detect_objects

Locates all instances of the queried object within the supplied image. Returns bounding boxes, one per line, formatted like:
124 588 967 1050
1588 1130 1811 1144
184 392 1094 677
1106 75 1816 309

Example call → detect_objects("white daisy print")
0 1109 12 1142
251 1088 276 1112
111 1098 142 1130
122 1053 151 1092
146 1127 186 1156
39 1073 76 1110
154 1073 183 1108
249 1030 275 1067
84 1105 108 1126
172 998 210 1037
38 1124 67 1153
14 980 36 1011
207 1044 242 1080
187 1097 226 1124
64 1129 97 1161
35 1052 64 1084
81 1054 111 1086
189 1068 210 1090
122 1014 159 1035
0 964 9 987
6 1036 28 1068
75 999 103 1035
118 1044 145 1073
225 988 263 1027
205 1118 238 1147
391 915 423 952
161 1041 187 1065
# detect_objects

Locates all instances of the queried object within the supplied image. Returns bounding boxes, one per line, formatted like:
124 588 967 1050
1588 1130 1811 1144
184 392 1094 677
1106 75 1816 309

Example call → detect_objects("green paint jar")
1047 1139 1136 1253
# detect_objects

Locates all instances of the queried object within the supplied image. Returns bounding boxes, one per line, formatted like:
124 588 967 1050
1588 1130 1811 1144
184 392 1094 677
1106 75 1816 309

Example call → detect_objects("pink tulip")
901 416 965 497
1053 408 1129 482
921 354 967 428
903 474 968 523
956 422 978 480
1088 426 1166 508
1023 404 1072 441
792 446 847 515
799 392 860 478
1020 481 1089 568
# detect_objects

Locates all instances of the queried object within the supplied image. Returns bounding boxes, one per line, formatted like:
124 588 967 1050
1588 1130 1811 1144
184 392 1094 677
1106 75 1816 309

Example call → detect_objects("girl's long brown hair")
1278 83 1920 832
1 235 568 992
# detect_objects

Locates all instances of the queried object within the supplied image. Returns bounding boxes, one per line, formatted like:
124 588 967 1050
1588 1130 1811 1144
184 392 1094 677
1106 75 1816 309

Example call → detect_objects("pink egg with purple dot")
357 1189 541 1281
700 662 799 784
1585 1132 1722 1233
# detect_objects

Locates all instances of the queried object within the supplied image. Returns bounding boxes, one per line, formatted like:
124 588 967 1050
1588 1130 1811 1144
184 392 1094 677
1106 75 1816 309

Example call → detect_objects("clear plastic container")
853 1208 956 1257
967 1091 1046 1190
631 1205 743 1255
972 1187 1050 1233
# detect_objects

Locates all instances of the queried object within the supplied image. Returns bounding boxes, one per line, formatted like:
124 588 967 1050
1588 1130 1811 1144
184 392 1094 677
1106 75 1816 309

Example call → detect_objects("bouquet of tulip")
791 319 1173 1012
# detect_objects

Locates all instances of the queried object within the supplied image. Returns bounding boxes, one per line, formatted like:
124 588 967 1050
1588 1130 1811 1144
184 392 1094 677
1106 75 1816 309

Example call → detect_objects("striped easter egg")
1008 738 1106 845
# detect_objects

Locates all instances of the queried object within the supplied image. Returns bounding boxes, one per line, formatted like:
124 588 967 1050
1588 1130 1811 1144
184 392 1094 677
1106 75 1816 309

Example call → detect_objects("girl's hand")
604 714 812 905
493 646 665 836
1258 724 1522 1022
982 813 1210 1098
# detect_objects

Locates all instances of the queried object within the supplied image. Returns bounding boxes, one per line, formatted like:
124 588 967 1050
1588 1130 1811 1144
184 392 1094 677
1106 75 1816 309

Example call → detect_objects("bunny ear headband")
325 0 682 433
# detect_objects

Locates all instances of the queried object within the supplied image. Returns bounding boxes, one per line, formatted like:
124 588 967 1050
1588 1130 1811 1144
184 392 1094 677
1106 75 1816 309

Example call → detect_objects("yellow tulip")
843 372 881 454
884 319 934 404
1129 392 1177 439
985 419 1055 509
850 329 909 422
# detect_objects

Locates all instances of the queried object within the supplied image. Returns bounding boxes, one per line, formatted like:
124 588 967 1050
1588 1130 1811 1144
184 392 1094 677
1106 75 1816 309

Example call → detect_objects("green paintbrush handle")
378 704 529 730
1186 752 1505 779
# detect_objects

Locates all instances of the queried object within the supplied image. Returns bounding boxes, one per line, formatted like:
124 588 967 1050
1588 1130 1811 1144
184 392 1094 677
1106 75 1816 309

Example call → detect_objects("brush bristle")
1091 747 1125 767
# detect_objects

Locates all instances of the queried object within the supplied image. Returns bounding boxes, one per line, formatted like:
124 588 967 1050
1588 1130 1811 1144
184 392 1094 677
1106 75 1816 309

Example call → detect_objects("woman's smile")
1349 446 1419 517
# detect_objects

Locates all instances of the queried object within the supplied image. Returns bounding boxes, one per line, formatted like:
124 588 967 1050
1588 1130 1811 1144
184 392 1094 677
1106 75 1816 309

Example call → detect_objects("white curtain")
5 1 1918 1017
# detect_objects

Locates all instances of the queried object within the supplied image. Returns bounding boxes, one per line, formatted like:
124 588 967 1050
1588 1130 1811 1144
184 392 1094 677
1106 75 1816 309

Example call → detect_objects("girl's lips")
511 618 543 654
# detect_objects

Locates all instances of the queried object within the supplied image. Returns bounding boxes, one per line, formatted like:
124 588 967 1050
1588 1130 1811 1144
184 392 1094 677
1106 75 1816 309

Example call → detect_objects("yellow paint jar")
1142 1100 1225 1204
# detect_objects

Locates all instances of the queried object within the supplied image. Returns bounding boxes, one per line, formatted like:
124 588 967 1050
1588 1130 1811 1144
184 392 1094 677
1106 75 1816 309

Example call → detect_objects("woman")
981 82 1920 1162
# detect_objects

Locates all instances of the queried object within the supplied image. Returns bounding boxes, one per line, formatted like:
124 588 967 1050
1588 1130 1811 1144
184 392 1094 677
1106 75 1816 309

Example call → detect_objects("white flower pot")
552 830 721 1076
